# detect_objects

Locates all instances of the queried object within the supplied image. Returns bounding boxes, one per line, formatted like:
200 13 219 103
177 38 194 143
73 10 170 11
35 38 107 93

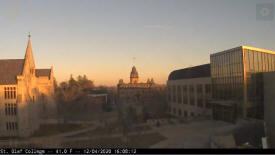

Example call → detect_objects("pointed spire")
24 32 35 70
25 32 33 58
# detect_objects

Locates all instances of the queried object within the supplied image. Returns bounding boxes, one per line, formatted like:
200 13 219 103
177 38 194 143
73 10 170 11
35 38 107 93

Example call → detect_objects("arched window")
178 109 182 116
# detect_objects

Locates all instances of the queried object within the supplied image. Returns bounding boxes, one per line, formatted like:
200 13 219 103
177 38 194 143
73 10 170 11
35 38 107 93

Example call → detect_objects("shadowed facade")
167 64 212 118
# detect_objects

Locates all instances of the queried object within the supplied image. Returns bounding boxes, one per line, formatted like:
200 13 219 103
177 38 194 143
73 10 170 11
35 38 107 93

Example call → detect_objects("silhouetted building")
210 46 275 120
167 64 212 118
117 66 157 103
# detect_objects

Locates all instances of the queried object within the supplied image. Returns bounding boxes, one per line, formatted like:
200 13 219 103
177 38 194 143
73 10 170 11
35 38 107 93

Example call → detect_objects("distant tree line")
55 74 94 103
54 75 95 119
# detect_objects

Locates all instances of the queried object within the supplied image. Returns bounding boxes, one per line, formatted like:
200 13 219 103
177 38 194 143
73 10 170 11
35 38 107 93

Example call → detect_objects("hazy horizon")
0 0 274 86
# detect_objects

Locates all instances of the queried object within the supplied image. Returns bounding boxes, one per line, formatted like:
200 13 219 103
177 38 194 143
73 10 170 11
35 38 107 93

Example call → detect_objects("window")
258 52 263 72
8 104 11 115
168 86 171 102
15 122 18 130
5 104 7 116
189 85 195 105
254 51 259 72
4 87 16 99
197 84 203 94
184 111 188 117
190 97 195 105
245 50 250 73
197 98 203 107
197 84 203 107
5 103 17 116
205 84 211 94
172 85 176 102
6 122 18 131
248 50 254 72
189 85 194 93
14 104 17 115
177 85 182 104
41 94 47 112
178 109 182 116
183 85 188 104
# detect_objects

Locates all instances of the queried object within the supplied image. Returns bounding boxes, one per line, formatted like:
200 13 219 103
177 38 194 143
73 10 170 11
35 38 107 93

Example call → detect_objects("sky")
0 0 274 86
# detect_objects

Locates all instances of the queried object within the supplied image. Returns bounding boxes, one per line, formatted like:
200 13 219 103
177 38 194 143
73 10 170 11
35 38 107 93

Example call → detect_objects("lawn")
62 106 118 121
32 123 88 137
62 132 166 148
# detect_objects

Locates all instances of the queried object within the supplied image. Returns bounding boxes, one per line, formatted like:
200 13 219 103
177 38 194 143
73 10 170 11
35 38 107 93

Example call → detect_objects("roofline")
167 76 211 82
210 46 275 57
210 46 242 57
36 68 51 70
242 46 275 54
168 63 210 81
171 63 210 73
0 59 24 61
0 84 18 86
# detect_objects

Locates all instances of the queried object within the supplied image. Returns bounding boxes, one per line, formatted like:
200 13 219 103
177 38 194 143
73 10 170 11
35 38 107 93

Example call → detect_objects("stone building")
167 64 212 118
0 35 55 137
117 66 157 104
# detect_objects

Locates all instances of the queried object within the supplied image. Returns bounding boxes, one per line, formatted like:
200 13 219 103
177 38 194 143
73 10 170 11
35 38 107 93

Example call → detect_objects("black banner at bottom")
0 148 274 154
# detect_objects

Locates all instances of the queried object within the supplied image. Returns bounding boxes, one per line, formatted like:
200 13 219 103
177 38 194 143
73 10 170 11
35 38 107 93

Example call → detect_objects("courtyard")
0 118 260 148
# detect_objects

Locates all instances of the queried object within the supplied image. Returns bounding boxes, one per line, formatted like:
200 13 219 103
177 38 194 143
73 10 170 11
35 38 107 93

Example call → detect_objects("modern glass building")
210 46 275 119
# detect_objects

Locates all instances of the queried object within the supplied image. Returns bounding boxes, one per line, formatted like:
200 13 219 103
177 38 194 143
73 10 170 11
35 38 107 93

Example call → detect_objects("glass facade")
211 48 244 101
210 46 275 119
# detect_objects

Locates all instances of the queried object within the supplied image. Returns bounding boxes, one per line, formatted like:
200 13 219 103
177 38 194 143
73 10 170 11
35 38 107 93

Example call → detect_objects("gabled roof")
35 69 51 77
0 59 24 84
168 64 211 80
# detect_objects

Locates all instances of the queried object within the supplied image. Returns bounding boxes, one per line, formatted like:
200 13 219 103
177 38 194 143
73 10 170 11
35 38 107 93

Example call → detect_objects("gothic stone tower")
0 34 55 137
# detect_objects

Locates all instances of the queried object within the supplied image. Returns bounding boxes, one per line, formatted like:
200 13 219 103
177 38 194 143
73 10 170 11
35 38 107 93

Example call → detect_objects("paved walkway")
150 120 237 148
